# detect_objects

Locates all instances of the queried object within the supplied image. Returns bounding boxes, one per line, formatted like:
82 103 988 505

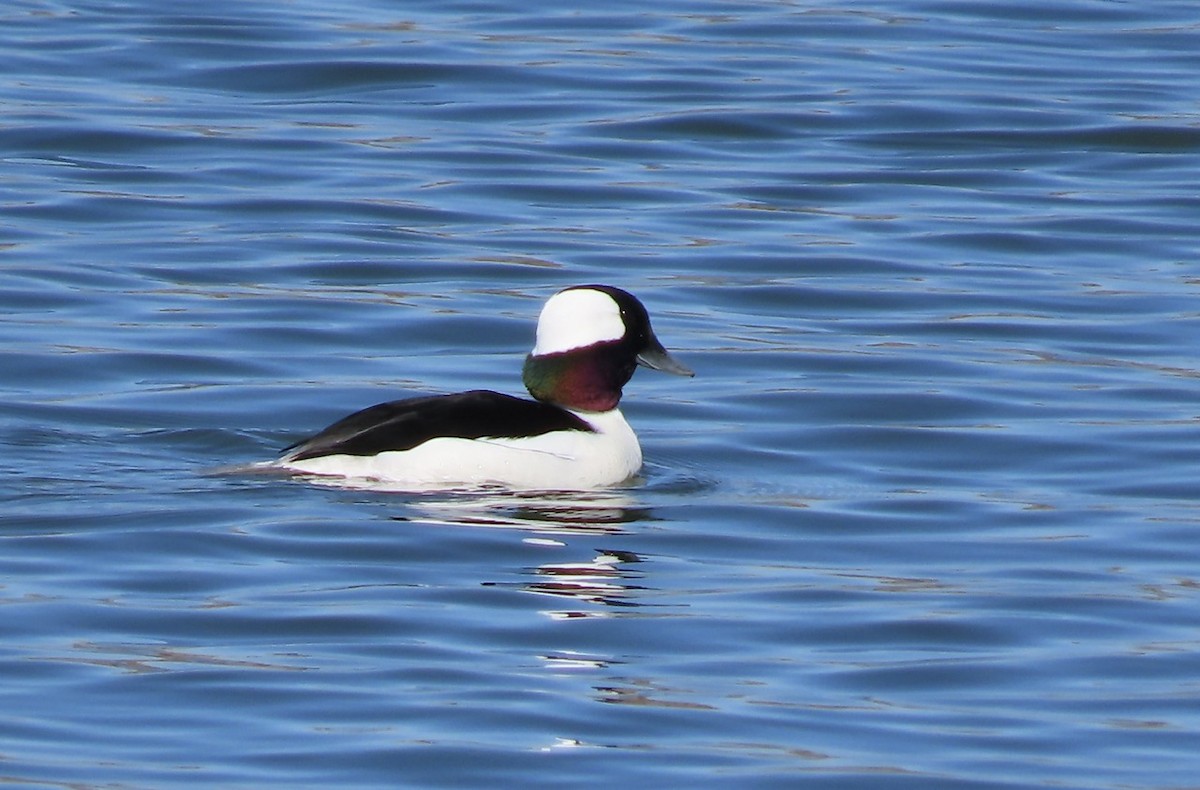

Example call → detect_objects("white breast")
278 409 642 491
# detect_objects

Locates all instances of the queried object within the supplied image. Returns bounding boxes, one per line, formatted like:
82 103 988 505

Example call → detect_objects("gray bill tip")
637 345 694 377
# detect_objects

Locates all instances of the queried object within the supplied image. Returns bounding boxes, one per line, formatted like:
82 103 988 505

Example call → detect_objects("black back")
282 390 593 462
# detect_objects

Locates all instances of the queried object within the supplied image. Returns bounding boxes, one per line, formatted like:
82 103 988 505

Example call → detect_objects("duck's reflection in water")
400 488 711 713
519 547 648 617
399 489 661 619
399 488 653 536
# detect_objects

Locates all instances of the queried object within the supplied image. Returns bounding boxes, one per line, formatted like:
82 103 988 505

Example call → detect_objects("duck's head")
522 284 693 412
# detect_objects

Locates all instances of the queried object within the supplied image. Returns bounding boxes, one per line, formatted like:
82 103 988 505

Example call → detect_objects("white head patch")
532 288 626 356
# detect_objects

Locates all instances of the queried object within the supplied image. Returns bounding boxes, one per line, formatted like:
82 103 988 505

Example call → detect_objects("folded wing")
281 389 593 463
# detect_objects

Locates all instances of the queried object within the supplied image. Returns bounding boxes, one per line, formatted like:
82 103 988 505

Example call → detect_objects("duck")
275 284 693 490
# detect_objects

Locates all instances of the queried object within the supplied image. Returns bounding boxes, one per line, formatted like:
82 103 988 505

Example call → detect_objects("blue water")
4 1 1200 787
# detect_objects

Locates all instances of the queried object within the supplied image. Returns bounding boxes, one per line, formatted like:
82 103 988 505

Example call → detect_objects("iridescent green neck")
523 345 633 412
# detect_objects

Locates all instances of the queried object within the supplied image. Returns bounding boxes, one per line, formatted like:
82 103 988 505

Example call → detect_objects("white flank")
531 288 625 356
277 409 642 492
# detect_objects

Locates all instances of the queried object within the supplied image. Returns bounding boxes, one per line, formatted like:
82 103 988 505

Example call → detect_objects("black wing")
281 390 593 462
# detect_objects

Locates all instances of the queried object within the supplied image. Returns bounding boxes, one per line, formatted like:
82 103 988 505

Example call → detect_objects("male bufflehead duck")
276 285 692 490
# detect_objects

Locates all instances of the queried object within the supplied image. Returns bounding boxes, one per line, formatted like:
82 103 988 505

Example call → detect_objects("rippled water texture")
3 1 1200 787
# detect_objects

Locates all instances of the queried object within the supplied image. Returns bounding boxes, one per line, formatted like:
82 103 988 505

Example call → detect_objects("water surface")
3 1 1200 787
